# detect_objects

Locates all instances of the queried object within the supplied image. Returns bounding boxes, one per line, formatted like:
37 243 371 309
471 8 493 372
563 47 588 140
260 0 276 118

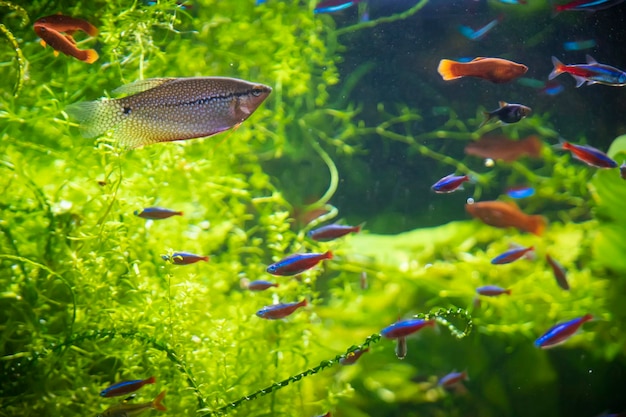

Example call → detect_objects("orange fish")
464 135 542 163
33 14 98 63
438 57 528 84
465 200 547 236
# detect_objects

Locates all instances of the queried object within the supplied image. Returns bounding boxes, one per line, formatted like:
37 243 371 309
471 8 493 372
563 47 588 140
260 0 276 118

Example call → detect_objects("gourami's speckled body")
66 77 272 148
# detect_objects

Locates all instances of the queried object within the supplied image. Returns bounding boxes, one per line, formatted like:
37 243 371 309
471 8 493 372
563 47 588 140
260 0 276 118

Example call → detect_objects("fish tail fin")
299 299 308 308
84 49 99 64
145 376 156 385
529 215 548 236
582 313 594 322
549 56 564 80
176 211 184 216
479 111 492 128
153 390 167 411
324 250 333 260
201 256 210 262
437 59 462 81
504 289 512 295
65 99 122 139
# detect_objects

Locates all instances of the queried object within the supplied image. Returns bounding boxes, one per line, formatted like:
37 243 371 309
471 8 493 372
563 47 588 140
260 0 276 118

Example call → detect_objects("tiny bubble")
467 197 475 204
484 158 495 167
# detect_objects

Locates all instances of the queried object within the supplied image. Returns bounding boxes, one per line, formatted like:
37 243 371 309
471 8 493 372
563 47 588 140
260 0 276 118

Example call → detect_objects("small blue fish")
134 207 183 220
307 224 361 242
540 81 565 96
506 186 535 199
535 314 593 348
458 16 502 41
246 280 279 291
554 0 624 13
491 246 534 264
267 251 333 276
431 174 471 193
550 55 626 87
100 376 156 397
162 251 209 265
476 285 511 296
497 0 527 4
314 0 361 14
438 370 469 387
558 140 618 168
380 318 435 339
546 254 569 290
563 39 597 51
256 299 307 320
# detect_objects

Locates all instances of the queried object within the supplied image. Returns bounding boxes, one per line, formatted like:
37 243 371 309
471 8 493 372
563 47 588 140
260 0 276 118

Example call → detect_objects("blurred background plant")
1 1 625 417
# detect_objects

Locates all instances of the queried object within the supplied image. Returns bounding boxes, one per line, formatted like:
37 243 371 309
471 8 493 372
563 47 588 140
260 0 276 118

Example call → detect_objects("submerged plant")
1 1 624 417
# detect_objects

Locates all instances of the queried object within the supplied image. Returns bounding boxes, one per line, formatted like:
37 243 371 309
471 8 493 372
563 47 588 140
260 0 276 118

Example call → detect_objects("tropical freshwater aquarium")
1 0 626 416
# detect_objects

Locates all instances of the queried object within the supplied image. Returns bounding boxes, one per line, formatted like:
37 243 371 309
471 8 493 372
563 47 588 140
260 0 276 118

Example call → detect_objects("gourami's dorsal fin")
585 54 598 65
112 78 177 96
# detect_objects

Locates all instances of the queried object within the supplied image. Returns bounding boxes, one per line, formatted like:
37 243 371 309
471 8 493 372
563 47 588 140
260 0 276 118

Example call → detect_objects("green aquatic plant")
0 1 29 98
2 1 624 417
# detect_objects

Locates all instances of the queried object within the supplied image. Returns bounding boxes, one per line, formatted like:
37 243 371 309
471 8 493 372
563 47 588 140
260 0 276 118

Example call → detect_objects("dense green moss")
1 1 625 417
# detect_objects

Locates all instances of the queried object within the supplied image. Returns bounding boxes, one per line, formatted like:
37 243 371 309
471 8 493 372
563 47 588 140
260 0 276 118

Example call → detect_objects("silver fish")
66 77 272 148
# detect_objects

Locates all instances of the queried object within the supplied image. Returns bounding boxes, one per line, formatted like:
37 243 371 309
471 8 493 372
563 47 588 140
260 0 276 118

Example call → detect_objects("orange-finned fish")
96 390 166 417
437 57 528 84
100 376 156 397
66 77 272 148
465 200 547 236
33 14 99 63
465 135 542 163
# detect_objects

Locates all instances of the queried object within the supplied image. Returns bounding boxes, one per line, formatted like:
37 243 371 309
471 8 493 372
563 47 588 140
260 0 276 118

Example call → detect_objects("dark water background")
274 0 626 233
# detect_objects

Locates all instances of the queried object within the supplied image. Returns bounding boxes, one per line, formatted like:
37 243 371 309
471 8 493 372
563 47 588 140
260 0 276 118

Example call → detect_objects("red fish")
246 280 279 291
266 251 333 276
339 348 369 365
307 224 361 241
557 140 617 168
491 246 534 264
162 252 209 265
437 57 528 84
100 376 156 397
380 318 436 339
546 254 569 290
256 299 307 320
465 135 542 163
535 314 593 348
438 370 469 388
34 14 98 36
431 174 471 193
33 14 99 63
466 200 547 236
476 285 512 296
134 207 183 220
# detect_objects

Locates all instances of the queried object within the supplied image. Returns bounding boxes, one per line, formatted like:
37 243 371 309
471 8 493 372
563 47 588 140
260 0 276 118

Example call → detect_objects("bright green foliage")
1 1 624 417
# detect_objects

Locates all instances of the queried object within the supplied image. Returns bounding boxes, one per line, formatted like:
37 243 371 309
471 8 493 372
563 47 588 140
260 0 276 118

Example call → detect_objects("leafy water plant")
2 1 624 417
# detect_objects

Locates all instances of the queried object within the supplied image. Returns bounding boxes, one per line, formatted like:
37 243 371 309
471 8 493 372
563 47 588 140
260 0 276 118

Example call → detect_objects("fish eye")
251 87 264 97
